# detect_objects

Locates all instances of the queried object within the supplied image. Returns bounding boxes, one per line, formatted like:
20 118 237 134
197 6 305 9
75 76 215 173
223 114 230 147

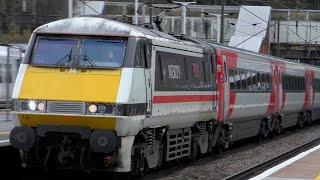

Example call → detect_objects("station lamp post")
172 1 197 35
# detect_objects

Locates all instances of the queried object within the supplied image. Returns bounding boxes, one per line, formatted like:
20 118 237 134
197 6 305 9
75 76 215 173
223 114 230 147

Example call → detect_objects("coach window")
282 75 286 91
252 72 258 91
229 69 235 90
297 77 301 91
295 77 299 91
297 77 300 91
261 74 266 91
283 76 288 91
235 70 241 90
256 73 262 91
302 77 305 91
266 74 271 90
247 72 252 91
240 70 247 91
296 77 300 91
292 76 296 91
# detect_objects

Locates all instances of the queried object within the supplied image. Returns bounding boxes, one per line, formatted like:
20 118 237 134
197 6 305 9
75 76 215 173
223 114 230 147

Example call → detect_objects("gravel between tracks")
155 123 320 180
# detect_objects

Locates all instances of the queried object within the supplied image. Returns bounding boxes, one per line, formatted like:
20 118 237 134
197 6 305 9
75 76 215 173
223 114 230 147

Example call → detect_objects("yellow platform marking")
19 66 122 103
0 131 9 138
314 174 320 180
19 114 116 130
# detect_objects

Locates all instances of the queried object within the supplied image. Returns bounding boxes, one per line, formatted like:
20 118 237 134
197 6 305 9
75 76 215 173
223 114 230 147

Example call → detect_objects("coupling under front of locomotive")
9 34 147 171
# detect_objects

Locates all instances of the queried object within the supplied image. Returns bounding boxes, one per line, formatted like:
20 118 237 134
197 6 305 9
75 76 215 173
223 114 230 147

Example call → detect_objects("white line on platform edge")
249 143 320 180
0 140 9 144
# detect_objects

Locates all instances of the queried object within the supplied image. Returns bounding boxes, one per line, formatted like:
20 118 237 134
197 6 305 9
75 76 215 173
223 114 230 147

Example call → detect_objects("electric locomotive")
9 17 320 175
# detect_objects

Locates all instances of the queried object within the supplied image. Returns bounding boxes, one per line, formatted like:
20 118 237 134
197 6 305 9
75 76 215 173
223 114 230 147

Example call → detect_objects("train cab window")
229 69 235 90
32 36 127 68
134 40 148 68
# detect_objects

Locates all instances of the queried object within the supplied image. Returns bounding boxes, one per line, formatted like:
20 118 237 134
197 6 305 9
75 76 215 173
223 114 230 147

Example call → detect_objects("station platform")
250 143 320 180
0 112 13 147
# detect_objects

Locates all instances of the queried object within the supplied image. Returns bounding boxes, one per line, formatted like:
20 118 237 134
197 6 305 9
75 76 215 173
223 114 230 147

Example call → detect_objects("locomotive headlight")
28 101 37 111
37 102 45 111
97 104 107 113
19 100 46 112
88 104 98 113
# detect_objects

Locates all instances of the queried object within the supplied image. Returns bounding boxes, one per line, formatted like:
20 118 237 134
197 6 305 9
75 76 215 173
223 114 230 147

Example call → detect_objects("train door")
216 50 228 121
222 55 230 120
210 53 217 119
269 62 282 113
304 69 314 110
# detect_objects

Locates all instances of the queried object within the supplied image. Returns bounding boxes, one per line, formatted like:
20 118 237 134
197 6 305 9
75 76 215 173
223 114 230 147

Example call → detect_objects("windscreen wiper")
55 48 73 66
82 52 96 67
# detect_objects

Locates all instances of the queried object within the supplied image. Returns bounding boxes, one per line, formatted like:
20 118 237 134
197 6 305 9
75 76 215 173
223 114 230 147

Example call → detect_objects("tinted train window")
282 75 305 92
314 78 320 92
155 51 213 91
240 71 247 90
235 70 241 90
229 68 271 92
32 36 127 68
229 69 235 90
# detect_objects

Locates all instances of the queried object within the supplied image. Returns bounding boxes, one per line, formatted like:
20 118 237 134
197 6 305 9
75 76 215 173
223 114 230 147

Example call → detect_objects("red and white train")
9 17 320 174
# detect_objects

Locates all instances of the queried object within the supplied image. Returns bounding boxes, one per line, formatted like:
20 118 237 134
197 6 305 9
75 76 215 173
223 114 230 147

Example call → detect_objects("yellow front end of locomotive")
14 65 122 130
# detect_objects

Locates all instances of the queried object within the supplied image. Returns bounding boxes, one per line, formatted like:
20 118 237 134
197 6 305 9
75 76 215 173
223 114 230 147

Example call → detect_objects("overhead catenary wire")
77 0 102 15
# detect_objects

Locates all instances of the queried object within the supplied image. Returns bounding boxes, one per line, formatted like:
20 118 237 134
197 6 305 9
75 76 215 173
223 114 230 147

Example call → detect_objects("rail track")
1 124 320 180
224 137 320 180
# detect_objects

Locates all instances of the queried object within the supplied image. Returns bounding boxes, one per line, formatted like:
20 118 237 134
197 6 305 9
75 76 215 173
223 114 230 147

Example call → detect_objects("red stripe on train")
227 92 237 119
153 95 217 104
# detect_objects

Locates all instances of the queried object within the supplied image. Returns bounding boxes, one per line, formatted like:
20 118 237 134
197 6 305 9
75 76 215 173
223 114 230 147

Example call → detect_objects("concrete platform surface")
0 112 14 147
250 144 320 180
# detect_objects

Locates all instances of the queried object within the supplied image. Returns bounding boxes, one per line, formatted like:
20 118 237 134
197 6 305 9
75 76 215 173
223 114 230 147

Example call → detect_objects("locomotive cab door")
134 38 152 118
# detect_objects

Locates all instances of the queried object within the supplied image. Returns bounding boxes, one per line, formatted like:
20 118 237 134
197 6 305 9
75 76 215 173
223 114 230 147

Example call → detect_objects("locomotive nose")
10 127 36 150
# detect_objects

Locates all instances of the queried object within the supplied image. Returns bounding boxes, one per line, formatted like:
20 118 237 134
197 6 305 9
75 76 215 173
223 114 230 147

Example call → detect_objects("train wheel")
305 111 312 125
131 144 146 177
260 120 267 138
297 112 304 128
190 140 199 162
274 118 282 135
